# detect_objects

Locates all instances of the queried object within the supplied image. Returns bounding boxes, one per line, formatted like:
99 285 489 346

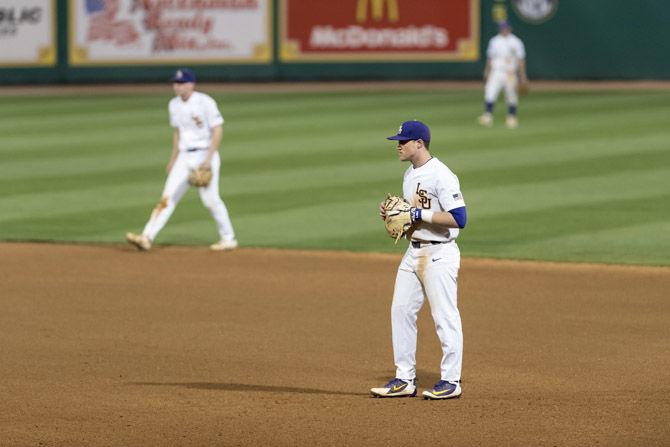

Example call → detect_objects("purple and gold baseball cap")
498 20 511 29
172 68 196 83
387 120 431 142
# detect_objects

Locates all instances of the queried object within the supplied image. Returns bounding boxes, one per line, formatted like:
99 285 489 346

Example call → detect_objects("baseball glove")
518 80 529 96
188 165 212 187
381 193 413 243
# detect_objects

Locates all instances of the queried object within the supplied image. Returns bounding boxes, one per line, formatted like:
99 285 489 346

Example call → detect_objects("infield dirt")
1 243 668 446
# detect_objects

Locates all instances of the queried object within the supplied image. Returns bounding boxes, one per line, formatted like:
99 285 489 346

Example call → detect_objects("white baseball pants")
142 150 235 242
485 69 519 106
391 241 463 382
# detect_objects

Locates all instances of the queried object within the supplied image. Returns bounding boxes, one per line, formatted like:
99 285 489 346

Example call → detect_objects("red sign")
280 0 479 61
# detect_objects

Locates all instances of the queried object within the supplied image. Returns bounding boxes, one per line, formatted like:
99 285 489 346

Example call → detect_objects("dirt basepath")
1 243 668 446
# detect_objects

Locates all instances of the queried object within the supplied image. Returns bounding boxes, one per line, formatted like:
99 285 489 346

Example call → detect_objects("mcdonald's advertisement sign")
280 0 479 62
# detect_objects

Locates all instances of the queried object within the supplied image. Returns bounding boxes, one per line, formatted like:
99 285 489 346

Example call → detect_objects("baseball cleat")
370 378 416 398
126 232 151 251
506 116 518 129
478 113 493 127
422 380 461 400
210 239 238 251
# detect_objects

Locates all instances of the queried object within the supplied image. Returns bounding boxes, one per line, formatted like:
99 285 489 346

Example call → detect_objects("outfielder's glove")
188 165 212 187
381 193 414 244
518 80 529 96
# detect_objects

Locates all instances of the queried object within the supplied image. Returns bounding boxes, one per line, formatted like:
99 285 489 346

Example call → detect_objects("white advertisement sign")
0 0 55 66
69 0 271 65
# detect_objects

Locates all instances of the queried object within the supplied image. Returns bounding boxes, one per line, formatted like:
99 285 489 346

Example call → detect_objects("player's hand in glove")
518 77 529 96
188 163 213 187
381 194 416 243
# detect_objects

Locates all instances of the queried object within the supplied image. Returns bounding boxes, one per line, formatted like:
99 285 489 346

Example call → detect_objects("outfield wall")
1 0 668 84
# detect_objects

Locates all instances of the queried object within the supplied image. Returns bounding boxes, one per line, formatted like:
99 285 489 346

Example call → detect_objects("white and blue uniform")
141 91 235 243
392 157 465 382
484 32 526 108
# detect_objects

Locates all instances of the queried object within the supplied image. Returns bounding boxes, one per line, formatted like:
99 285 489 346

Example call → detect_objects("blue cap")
387 120 431 142
172 68 196 83
498 20 510 29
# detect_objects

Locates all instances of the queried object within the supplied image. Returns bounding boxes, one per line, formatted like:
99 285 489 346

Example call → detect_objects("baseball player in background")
126 68 237 251
478 21 528 129
371 120 466 400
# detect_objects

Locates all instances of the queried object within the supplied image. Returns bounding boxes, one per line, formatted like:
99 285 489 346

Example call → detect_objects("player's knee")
201 196 222 210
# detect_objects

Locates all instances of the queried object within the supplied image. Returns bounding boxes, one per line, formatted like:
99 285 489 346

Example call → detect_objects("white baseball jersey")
169 91 224 151
487 33 526 73
402 157 465 242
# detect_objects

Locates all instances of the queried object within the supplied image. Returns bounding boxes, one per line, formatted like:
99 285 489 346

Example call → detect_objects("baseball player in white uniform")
478 21 528 129
371 120 467 400
126 68 237 251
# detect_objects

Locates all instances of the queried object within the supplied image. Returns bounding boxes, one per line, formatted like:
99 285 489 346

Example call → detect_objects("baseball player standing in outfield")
478 20 528 129
126 68 237 251
371 120 467 400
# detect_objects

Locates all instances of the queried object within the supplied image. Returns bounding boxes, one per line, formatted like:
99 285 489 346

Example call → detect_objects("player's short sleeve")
436 174 466 211
168 99 178 128
515 37 526 59
486 37 495 58
204 95 224 128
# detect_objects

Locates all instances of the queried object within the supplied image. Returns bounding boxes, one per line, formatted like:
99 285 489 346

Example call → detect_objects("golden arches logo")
356 0 399 23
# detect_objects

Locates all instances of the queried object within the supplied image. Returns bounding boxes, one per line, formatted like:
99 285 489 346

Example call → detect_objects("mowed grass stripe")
466 192 670 246
0 94 164 119
0 107 165 136
0 147 166 181
0 153 398 198
447 130 670 170
1 125 166 156
464 194 670 264
521 90 669 113
466 168 670 217
461 147 669 189
0 161 402 221
509 221 670 265
3 192 383 246
122 196 384 248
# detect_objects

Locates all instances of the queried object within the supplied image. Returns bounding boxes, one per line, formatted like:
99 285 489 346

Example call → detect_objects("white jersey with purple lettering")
484 33 526 106
487 33 526 74
403 156 465 242
169 91 224 151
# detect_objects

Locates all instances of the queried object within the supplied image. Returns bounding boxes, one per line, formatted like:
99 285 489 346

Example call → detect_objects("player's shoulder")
193 91 217 103
489 34 500 44
431 156 451 171
168 96 181 111
432 157 460 181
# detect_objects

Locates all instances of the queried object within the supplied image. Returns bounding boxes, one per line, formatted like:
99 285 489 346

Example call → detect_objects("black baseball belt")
410 240 451 248
186 147 207 152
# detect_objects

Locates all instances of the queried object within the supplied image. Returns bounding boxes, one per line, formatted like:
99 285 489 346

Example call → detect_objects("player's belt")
186 147 207 152
411 240 451 248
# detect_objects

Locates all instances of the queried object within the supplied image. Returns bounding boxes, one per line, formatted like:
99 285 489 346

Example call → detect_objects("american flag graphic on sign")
85 0 139 46
86 0 106 14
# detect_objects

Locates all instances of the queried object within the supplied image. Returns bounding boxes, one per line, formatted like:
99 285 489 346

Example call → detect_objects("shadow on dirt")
128 382 366 396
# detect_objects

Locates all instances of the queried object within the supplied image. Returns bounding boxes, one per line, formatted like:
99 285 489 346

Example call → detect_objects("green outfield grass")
1 86 669 265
